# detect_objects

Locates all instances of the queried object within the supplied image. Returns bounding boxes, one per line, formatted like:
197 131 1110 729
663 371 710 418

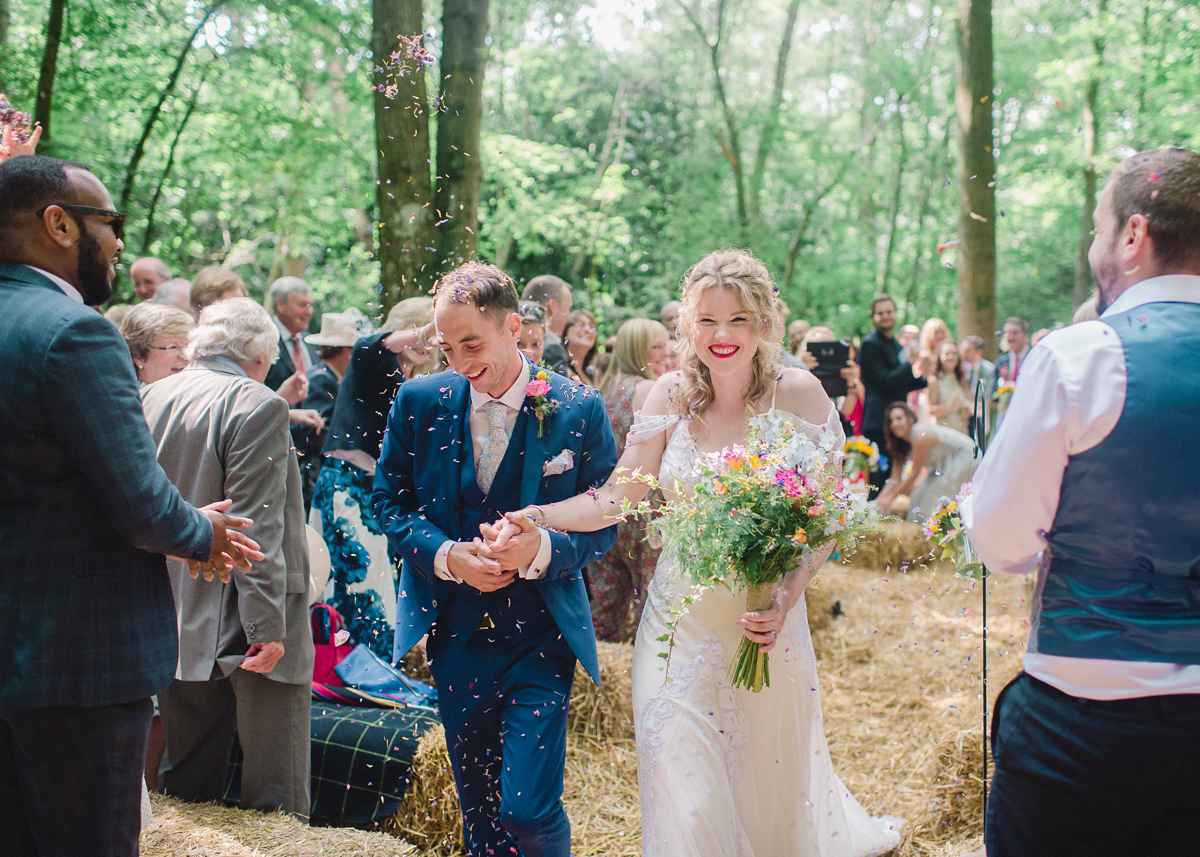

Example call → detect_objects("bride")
491 249 900 856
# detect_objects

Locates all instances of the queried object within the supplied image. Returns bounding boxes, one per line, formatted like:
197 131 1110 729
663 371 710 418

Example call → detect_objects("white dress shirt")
273 315 313 373
29 266 84 303
962 274 1200 698
433 357 553 582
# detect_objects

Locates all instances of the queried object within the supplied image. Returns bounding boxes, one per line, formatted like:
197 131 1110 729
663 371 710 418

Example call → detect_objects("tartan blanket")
223 698 440 823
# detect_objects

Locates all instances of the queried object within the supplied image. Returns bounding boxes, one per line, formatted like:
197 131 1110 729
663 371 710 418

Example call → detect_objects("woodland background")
2 0 1196 346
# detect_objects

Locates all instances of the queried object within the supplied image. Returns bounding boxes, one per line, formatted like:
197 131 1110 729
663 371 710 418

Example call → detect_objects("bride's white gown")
627 406 901 857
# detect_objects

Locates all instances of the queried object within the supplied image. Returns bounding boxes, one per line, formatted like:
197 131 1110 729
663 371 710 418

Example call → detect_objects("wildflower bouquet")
843 436 880 483
626 414 875 691
923 485 983 577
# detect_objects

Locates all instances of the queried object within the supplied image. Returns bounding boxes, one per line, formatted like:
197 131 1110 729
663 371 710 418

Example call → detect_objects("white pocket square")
542 449 575 476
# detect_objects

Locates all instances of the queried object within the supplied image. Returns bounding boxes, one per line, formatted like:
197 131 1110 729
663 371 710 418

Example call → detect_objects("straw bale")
805 579 838 632
568 641 635 739
140 792 415 856
383 724 463 856
563 735 641 856
398 638 434 686
839 520 940 573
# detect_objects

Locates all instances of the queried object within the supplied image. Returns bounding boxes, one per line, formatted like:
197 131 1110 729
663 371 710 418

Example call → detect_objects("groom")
372 261 617 857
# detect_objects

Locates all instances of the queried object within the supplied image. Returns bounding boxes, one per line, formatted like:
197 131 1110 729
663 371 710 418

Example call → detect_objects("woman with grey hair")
118 303 195 384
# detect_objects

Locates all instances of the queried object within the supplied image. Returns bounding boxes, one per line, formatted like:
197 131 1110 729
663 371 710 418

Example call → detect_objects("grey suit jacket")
141 358 313 686
0 262 212 707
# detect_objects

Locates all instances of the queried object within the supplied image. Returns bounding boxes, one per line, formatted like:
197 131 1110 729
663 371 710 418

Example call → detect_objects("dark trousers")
158 670 311 818
987 672 1200 857
0 697 153 857
428 620 576 857
863 427 888 498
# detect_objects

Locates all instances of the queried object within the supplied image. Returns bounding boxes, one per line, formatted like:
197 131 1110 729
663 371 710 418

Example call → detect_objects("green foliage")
5 0 1197 332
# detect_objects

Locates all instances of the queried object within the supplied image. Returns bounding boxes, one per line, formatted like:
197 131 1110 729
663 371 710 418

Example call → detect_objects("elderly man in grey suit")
142 297 314 818
0 155 261 856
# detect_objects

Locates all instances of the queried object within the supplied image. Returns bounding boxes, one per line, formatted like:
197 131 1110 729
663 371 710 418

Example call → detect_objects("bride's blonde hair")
674 249 781 421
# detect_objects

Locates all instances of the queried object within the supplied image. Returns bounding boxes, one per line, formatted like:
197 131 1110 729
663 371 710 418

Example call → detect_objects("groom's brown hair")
433 261 519 327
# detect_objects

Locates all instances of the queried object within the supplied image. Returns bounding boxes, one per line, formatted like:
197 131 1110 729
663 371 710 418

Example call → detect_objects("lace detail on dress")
626 411 683 447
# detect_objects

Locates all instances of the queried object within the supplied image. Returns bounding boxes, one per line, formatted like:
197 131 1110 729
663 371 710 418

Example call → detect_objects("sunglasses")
36 204 126 242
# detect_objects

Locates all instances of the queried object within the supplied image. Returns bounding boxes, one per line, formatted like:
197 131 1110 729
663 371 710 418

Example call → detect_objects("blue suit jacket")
0 262 212 707
372 366 617 681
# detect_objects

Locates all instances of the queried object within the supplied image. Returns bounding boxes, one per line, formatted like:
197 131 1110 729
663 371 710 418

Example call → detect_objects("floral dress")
588 373 662 641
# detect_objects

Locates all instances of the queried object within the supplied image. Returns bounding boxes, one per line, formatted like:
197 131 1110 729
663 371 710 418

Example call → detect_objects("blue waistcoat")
1034 301 1200 664
436 407 553 643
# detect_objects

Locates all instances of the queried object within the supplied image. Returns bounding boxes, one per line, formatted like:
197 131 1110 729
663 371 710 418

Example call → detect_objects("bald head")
131 256 171 301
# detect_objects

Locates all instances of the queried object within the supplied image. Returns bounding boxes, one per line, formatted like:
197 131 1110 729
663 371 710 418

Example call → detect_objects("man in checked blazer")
0 155 261 857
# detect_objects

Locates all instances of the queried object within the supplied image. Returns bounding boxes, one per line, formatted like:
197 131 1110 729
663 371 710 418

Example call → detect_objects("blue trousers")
0 697 153 857
987 672 1200 857
428 619 576 857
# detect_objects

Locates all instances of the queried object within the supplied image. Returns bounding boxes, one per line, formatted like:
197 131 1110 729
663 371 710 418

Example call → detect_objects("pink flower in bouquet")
526 378 552 397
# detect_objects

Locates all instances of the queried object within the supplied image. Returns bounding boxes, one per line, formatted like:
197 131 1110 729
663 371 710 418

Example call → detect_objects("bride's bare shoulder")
641 371 685 416
773 367 834 425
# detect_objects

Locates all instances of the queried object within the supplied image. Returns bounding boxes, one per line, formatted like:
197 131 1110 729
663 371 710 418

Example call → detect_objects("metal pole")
972 379 990 812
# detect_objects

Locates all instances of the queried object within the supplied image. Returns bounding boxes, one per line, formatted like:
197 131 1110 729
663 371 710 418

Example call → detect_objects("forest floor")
141 552 1027 856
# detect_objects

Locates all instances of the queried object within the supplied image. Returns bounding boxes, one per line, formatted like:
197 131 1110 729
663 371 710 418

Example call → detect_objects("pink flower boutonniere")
526 370 558 438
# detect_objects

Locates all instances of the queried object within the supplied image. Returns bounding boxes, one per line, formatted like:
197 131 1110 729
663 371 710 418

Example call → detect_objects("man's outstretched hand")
478 511 541 570
189 499 264 583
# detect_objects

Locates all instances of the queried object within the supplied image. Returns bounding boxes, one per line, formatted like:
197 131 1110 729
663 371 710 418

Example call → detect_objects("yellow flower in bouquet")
923 486 982 577
843 436 880 482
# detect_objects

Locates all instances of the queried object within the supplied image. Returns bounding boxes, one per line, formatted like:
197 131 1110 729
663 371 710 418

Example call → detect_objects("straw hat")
306 307 374 347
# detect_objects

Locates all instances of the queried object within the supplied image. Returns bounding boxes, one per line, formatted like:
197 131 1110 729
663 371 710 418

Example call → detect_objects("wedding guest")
964 146 1200 857
131 256 171 302
141 297 313 819
874 402 977 522
926 339 971 434
263 275 316 399
294 307 374 513
798 325 864 436
521 274 573 375
119 302 195 384
1073 293 1100 323
0 154 260 855
860 295 929 496
517 301 547 365
189 265 246 314
150 277 195 318
958 334 996 439
787 318 810 355
659 299 680 335
310 297 436 659
896 322 920 358
589 317 670 641
105 303 135 327
995 316 1030 383
563 308 598 385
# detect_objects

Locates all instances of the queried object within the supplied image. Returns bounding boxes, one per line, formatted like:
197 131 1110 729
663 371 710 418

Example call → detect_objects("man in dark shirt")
858 294 930 495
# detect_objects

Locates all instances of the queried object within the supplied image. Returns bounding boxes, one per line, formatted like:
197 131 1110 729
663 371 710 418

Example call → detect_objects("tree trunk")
674 0 749 245
33 0 66 143
120 2 226 211
434 0 489 270
748 0 802 226
1073 0 1107 310
879 116 908 291
0 0 11 89
954 0 996 357
373 0 436 310
142 64 211 255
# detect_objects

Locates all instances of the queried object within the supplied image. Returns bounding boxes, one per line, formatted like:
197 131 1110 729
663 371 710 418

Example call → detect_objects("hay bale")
564 735 641 856
384 724 464 856
398 637 434 686
568 641 635 740
925 727 987 841
141 793 415 856
840 520 940 573
805 580 837 632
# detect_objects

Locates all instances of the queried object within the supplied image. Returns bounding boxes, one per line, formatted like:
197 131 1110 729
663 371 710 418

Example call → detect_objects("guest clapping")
925 339 971 434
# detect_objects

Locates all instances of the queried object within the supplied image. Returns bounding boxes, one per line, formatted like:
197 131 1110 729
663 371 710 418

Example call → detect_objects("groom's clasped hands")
446 510 540 593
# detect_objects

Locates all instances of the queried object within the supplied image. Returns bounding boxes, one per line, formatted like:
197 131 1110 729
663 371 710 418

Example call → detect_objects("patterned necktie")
292 335 306 372
476 400 510 494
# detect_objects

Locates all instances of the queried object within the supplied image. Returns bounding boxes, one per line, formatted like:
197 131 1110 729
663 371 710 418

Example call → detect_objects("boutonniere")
526 370 559 438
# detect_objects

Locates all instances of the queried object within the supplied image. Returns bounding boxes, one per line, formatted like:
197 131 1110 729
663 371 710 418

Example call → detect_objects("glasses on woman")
148 344 185 354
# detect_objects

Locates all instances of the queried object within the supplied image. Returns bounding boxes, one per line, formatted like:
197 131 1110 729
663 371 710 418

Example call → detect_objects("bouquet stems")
729 583 774 692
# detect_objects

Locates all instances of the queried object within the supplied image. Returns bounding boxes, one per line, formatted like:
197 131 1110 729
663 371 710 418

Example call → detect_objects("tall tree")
1073 0 1108 309
33 0 65 143
373 0 436 308
954 0 996 355
0 0 10 89
747 0 802 227
433 0 489 268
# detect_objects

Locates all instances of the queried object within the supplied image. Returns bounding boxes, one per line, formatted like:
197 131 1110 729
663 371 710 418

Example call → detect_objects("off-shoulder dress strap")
626 411 683 447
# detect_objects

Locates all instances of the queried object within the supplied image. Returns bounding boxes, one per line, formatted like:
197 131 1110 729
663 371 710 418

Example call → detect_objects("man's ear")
41 205 79 250
1120 212 1152 266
